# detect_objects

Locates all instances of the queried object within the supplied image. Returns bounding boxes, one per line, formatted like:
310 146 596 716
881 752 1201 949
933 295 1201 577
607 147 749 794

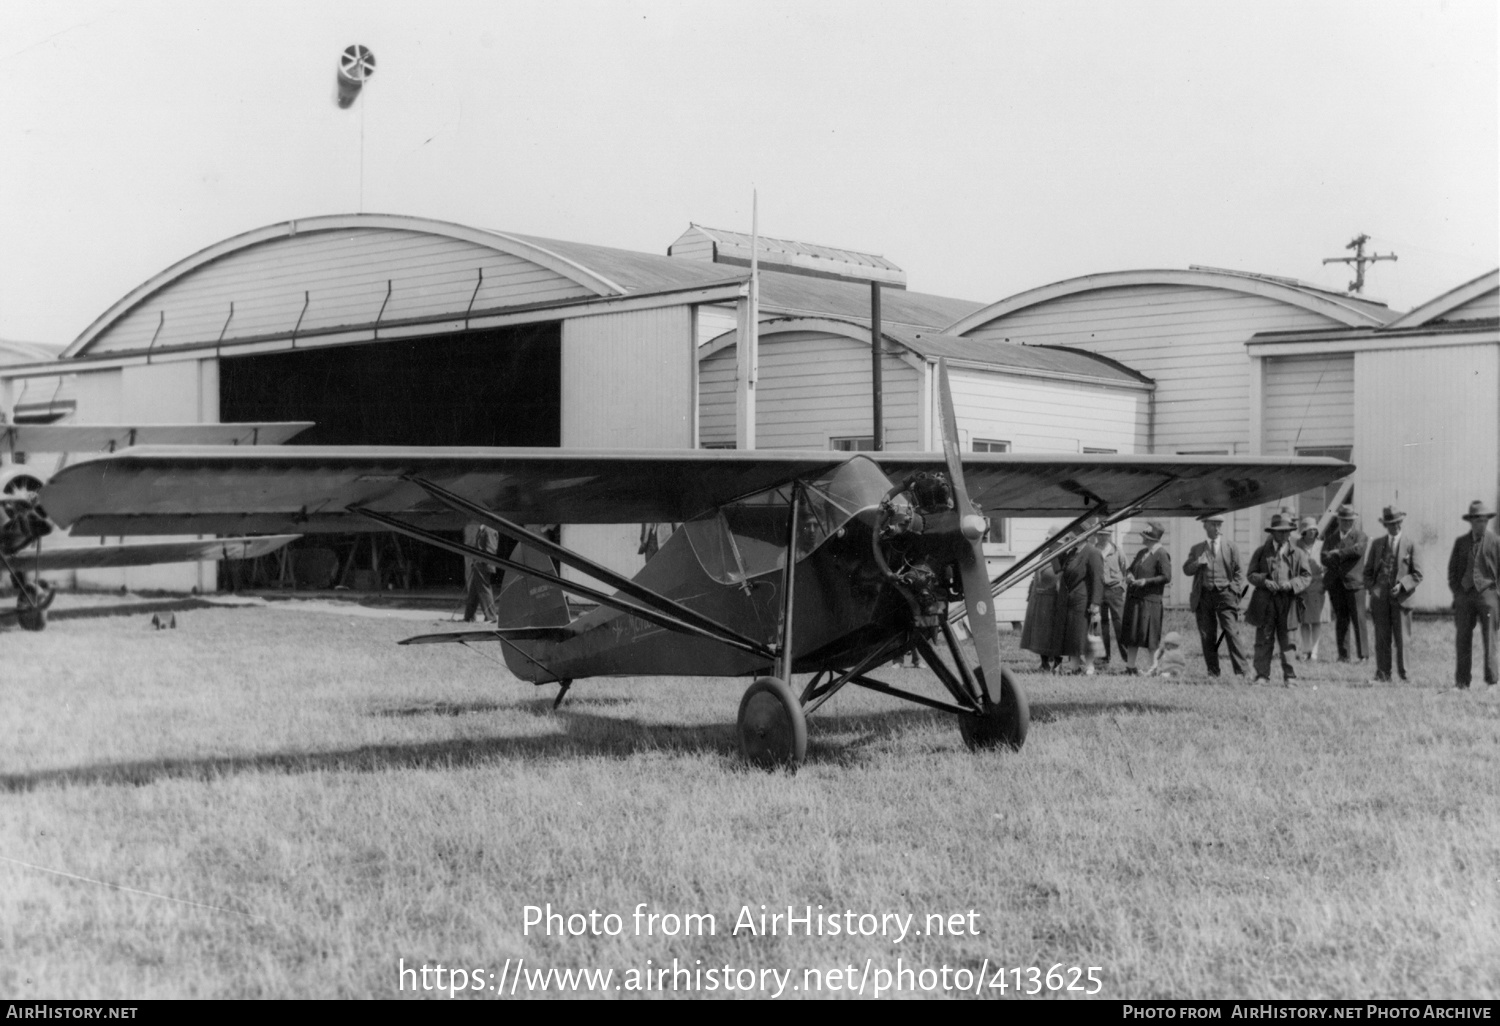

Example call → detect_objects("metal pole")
871 281 883 451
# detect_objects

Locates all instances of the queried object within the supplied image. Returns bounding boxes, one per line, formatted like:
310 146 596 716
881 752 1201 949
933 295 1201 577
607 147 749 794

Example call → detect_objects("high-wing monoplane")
38 365 1350 765
1 422 309 629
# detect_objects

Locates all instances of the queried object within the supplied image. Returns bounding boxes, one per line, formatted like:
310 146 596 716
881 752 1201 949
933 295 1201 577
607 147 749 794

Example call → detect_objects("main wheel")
737 676 807 769
959 665 1029 751
16 580 53 632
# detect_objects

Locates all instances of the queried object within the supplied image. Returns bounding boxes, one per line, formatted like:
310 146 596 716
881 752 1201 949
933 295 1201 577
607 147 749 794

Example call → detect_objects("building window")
830 436 875 452
701 442 737 450
1083 447 1117 454
972 439 1009 545
1295 446 1354 520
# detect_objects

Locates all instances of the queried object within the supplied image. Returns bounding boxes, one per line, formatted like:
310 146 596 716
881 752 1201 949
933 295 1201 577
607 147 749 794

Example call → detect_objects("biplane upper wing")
39 445 1350 536
1 422 313 454
11 534 300 572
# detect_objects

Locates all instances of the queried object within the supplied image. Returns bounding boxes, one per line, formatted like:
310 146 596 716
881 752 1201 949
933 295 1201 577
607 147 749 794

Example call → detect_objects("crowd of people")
1019 500 1499 689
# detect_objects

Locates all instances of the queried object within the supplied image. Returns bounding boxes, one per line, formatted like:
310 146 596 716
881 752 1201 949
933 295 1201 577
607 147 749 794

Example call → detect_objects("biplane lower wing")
39 446 1351 536
14 534 299 572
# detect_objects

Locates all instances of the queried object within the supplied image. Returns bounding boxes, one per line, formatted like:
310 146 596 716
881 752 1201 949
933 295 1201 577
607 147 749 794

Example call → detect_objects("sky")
1 0 1496 346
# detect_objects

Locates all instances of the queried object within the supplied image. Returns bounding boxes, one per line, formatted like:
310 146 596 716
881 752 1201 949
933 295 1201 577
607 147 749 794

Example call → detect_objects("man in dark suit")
1321 503 1369 662
1363 505 1423 683
1246 511 1311 685
1183 512 1248 676
1447 500 1500 690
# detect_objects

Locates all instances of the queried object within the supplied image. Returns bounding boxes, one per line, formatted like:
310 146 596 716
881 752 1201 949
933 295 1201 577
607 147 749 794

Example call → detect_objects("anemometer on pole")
1322 234 1396 294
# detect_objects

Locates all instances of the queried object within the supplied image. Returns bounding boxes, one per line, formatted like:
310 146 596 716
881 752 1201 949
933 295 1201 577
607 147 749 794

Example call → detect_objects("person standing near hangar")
1295 516 1329 662
1364 506 1422 683
1321 504 1369 663
1446 501 1500 690
1182 513 1248 678
1246 512 1310 685
1120 521 1172 675
1059 526 1105 675
1093 524 1129 668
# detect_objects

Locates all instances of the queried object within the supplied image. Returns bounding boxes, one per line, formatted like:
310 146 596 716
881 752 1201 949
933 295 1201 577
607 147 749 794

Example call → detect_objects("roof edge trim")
1383 269 1499 330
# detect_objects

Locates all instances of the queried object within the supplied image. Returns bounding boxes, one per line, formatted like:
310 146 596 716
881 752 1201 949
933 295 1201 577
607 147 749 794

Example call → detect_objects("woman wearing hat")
1020 532 1067 672
1120 520 1172 674
1295 516 1329 661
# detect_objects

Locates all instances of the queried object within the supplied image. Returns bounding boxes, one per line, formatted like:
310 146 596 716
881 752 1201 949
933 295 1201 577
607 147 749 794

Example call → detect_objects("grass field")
1 593 1497 1000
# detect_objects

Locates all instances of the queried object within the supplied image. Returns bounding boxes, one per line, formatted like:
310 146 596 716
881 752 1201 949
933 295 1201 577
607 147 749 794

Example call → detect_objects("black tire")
959 665 1029 751
16 580 52 632
737 676 807 769
17 606 46 632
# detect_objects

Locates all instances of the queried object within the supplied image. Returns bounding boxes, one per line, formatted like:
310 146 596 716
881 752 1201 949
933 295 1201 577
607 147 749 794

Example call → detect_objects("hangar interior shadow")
217 322 560 591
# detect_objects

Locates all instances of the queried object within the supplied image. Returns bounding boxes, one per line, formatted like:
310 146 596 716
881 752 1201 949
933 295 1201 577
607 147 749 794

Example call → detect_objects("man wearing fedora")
1363 505 1423 682
1321 504 1369 662
1446 500 1500 689
1246 511 1312 684
1183 513 1249 677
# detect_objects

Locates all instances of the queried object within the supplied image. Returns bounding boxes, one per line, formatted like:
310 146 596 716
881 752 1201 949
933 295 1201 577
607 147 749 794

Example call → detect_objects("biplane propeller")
38 365 1351 766
0 422 308 629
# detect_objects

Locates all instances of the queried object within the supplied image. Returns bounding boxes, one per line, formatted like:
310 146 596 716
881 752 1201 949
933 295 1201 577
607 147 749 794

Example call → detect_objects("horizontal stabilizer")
399 626 576 646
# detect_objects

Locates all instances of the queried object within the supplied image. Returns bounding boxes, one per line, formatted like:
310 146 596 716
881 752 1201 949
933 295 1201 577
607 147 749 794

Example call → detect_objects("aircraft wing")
1 422 313 454
39 445 1351 535
12 534 298 572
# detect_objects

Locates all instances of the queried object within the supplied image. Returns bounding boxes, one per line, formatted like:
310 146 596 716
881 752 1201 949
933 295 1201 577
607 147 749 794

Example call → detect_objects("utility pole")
870 281 883 451
1322 234 1396 294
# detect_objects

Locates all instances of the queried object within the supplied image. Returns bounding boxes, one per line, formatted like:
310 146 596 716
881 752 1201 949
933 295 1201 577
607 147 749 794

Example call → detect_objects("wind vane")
1322 234 1396 294
336 45 376 108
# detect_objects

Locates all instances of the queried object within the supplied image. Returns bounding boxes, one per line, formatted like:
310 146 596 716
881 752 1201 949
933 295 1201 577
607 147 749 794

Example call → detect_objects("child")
1152 631 1187 678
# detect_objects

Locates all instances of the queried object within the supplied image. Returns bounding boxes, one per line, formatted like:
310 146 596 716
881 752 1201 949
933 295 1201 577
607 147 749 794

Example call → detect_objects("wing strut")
350 505 777 661
397 475 775 658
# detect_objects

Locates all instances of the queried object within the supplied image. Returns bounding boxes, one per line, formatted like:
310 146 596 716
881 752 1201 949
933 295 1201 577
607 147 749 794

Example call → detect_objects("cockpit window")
683 457 890 585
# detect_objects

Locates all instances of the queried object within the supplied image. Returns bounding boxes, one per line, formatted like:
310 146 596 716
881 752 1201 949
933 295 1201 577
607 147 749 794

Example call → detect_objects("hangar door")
218 322 560 589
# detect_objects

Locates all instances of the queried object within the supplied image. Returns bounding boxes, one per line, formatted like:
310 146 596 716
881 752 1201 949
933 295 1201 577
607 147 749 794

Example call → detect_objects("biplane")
38 364 1351 766
1 422 308 629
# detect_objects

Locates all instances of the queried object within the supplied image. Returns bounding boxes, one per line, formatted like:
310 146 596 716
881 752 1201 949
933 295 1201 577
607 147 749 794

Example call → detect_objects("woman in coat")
1295 516 1328 661
1058 529 1105 674
1121 520 1173 674
1020 544 1066 672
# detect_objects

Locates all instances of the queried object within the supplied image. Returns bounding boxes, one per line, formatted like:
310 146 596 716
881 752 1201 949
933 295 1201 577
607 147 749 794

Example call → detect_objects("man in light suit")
1363 505 1423 683
1321 504 1369 662
1447 500 1500 690
1183 512 1248 676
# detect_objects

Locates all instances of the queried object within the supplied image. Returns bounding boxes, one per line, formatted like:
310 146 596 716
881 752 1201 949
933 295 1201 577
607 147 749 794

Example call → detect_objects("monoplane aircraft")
38 365 1350 765
1 422 308 629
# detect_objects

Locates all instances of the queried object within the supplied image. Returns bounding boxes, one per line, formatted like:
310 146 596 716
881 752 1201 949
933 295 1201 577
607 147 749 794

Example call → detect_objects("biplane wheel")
959 666 1028 751
737 676 807 769
16 580 53 632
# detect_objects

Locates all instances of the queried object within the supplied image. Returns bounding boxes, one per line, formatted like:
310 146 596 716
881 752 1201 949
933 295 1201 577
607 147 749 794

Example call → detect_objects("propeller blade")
935 358 1004 705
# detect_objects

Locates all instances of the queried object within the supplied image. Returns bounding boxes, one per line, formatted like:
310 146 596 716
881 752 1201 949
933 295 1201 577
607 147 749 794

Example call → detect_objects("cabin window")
973 439 1010 546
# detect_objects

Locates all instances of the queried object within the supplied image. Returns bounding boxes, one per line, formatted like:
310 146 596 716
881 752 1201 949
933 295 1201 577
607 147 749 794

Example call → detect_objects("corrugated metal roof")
683 224 902 273
1187 264 1398 323
0 339 62 365
885 328 1153 385
506 231 979 329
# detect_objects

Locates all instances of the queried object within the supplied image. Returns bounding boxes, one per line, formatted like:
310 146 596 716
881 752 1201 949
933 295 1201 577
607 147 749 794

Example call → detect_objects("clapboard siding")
1445 288 1499 321
1353 343 1500 611
698 331 918 449
88 229 594 353
668 232 715 262
1263 354 1354 454
962 284 1346 455
696 303 738 347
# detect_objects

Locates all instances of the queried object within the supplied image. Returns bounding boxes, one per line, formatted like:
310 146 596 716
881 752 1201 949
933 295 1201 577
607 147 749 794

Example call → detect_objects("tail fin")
494 543 572 628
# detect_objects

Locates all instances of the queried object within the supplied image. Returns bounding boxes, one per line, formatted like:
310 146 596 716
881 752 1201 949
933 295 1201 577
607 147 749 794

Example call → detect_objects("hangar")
2 212 1493 615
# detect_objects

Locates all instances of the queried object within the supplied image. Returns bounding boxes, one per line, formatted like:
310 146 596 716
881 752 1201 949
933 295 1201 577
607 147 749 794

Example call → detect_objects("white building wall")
962 283 1354 604
698 331 919 449
1353 343 1500 611
1445 288 1499 321
560 306 696 583
1262 353 1355 455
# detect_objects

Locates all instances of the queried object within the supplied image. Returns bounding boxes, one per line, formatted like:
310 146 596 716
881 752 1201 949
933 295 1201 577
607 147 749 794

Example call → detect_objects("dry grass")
0 594 1496 999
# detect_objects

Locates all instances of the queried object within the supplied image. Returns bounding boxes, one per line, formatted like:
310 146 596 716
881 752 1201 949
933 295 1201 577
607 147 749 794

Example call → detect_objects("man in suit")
1446 500 1500 690
1321 504 1369 662
1183 513 1248 676
1363 505 1423 683
1246 511 1311 685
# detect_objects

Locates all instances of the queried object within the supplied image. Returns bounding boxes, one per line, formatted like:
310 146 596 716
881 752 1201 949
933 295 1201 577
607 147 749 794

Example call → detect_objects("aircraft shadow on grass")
0 696 1177 793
